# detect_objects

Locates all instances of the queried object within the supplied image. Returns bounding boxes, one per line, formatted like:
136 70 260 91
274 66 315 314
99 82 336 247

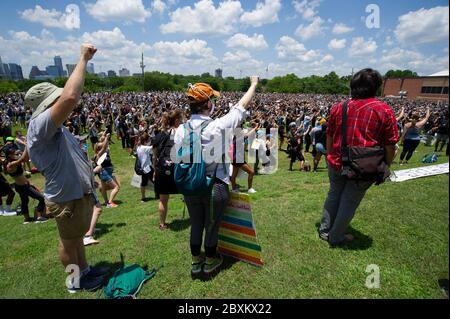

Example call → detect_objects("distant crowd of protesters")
0 46 448 293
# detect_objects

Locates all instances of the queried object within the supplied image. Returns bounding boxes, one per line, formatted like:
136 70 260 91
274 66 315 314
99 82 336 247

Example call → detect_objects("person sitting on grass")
94 131 121 208
3 146 48 224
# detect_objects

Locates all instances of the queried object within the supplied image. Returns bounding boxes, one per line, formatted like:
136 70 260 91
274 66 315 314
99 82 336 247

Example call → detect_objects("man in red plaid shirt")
319 68 399 246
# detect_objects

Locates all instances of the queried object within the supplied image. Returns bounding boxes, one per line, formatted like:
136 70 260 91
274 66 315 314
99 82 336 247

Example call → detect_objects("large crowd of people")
0 44 448 293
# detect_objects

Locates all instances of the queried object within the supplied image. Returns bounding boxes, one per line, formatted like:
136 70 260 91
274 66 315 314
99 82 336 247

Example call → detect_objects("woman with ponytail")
151 110 183 230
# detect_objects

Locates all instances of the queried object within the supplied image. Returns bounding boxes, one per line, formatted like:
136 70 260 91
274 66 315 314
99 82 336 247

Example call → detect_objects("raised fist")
81 44 97 61
250 76 259 86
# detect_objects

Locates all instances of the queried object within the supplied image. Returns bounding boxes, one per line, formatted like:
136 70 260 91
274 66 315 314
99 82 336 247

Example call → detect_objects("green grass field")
0 131 448 299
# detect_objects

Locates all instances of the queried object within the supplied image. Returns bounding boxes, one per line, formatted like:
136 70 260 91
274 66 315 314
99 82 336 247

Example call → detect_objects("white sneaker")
83 236 99 246
247 188 257 194
3 210 17 216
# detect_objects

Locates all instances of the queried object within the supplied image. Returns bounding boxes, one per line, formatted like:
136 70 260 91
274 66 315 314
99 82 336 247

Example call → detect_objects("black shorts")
141 170 154 187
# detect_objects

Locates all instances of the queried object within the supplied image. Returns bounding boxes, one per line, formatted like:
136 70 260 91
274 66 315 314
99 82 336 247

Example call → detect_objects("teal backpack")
103 264 158 299
174 120 217 196
422 153 438 164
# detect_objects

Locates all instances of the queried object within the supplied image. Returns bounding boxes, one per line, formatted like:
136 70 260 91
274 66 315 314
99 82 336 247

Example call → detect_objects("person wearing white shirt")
174 76 259 277
136 133 153 202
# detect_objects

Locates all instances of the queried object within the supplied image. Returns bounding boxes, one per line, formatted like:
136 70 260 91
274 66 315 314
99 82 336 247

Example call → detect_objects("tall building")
119 68 130 77
54 56 64 77
8 63 24 81
108 70 117 77
215 68 223 78
0 56 11 80
97 72 107 79
66 64 77 77
29 66 51 80
46 65 59 79
87 63 95 74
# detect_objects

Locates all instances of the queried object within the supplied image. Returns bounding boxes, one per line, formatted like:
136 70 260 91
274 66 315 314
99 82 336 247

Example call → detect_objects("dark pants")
14 183 45 217
305 134 312 152
0 179 15 206
184 183 230 258
400 139 420 161
319 167 373 245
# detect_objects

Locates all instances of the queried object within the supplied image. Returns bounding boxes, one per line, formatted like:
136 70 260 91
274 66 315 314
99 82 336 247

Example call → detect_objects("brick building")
382 70 449 101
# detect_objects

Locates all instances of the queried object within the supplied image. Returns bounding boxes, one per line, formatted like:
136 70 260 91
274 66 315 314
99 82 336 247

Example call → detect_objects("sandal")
159 224 168 230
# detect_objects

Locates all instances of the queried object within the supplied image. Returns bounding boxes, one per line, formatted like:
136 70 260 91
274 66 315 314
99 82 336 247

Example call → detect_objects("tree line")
0 69 418 95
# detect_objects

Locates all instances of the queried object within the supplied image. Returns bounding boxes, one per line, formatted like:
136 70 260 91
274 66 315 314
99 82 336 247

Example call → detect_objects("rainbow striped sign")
218 192 263 267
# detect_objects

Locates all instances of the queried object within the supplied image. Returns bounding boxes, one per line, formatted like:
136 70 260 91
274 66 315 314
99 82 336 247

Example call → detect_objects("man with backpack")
174 76 259 277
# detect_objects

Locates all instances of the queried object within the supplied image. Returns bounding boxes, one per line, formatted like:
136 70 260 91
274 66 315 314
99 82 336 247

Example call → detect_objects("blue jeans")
319 167 373 245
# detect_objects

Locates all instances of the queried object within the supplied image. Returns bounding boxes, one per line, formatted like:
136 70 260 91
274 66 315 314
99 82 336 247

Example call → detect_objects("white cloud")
348 37 377 57
225 33 268 51
84 0 151 23
394 6 449 45
321 54 334 63
332 23 353 34
152 39 214 60
295 17 324 40
223 50 263 70
240 0 282 27
152 0 167 14
275 36 321 62
20 5 80 30
160 0 243 35
328 38 346 50
379 47 449 75
385 36 394 46
292 0 321 21
0 28 152 78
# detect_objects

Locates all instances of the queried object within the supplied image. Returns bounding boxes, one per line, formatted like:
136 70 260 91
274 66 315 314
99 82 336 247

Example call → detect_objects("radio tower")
140 51 145 92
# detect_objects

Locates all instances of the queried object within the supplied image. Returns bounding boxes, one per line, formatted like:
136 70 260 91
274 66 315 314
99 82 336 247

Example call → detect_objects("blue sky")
0 0 448 79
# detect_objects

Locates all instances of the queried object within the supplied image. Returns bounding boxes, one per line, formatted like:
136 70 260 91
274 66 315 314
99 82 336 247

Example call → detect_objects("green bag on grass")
104 264 158 299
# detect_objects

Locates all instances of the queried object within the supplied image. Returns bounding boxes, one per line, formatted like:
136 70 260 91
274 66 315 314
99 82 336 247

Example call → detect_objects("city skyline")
0 0 448 79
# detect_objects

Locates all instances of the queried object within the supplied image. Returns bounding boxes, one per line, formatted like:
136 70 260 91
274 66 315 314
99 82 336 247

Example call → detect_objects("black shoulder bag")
341 101 390 185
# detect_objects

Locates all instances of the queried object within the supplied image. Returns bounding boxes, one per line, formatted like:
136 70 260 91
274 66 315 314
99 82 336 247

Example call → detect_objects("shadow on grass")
95 222 127 239
168 218 190 232
193 255 240 282
314 222 373 251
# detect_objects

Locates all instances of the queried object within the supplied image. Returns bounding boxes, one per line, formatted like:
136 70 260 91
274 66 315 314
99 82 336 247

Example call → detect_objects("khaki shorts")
46 194 95 240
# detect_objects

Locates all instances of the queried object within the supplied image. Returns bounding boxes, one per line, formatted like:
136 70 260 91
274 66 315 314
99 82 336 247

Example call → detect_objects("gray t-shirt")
27 108 95 203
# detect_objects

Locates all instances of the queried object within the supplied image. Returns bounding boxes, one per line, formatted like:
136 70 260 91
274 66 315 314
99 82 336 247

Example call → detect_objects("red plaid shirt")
326 98 399 170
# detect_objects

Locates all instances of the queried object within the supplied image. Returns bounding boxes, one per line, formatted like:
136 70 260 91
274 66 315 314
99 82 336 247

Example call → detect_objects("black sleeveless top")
101 151 113 168
8 163 23 178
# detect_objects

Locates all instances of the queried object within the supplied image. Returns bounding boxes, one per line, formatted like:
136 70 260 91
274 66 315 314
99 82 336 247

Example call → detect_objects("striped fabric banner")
218 192 263 267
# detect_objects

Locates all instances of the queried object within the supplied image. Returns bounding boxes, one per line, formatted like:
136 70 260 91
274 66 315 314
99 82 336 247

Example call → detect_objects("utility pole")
140 51 145 92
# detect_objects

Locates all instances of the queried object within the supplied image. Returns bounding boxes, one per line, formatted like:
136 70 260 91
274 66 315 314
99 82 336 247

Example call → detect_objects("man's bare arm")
384 145 396 167
51 44 97 127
